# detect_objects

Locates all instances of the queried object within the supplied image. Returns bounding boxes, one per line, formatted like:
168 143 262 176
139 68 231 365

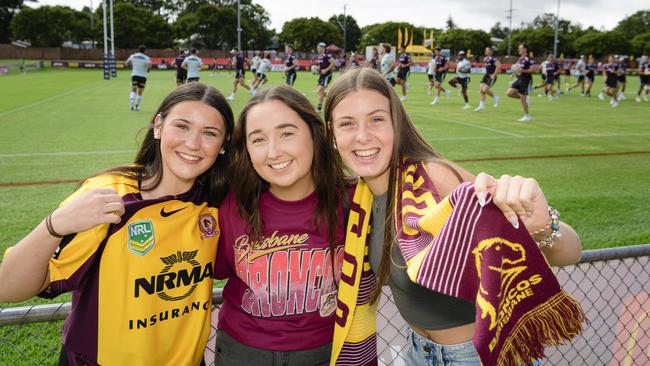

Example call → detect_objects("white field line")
430 117 524 137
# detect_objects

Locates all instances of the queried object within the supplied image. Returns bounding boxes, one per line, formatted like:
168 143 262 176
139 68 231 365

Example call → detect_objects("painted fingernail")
476 192 487 207
509 215 520 229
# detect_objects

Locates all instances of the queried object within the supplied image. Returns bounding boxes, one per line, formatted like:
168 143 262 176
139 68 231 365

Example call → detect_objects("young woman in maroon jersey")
324 67 582 365
213 86 348 365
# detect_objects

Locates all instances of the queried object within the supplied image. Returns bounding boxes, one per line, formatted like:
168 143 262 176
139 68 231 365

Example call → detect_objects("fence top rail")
578 243 650 264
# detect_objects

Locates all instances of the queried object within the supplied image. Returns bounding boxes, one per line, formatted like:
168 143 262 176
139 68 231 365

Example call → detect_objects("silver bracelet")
537 206 561 249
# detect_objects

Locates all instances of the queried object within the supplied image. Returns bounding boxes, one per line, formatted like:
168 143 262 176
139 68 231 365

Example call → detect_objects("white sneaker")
548 95 554 101
462 104 471 109
430 98 439 105
400 96 408 101
643 95 649 102
249 88 256 95
612 100 619 108
427 88 432 96
493 96 499 107
636 96 642 102
598 92 605 101
610 98 615 105
475 105 485 112
226 94 235 101
619 93 626 100
517 115 532 122
445 90 451 97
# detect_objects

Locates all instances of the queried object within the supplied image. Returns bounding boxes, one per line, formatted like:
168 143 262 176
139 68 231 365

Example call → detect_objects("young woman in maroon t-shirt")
214 86 349 365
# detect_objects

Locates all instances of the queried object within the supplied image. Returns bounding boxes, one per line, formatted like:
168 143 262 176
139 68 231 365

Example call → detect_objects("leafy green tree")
173 1 272 50
328 14 361 52
614 10 650 40
0 0 34 43
631 32 650 55
11 6 91 47
438 28 491 57
445 15 457 31
279 17 342 52
573 31 630 58
94 2 172 49
490 22 509 40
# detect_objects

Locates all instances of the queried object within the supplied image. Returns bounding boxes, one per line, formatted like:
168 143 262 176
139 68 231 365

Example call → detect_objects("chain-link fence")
1 244 649 365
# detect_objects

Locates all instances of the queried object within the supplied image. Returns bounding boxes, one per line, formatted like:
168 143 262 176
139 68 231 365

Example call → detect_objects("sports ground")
0 65 649 364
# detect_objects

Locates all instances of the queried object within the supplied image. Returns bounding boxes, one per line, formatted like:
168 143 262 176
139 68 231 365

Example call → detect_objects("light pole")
506 0 515 56
237 0 242 51
335 5 348 52
553 0 561 58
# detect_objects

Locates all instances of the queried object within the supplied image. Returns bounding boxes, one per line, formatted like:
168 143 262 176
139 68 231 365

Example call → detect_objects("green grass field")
1 66 649 364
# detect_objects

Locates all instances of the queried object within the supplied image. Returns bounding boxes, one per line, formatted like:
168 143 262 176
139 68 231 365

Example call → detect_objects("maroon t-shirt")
215 189 347 351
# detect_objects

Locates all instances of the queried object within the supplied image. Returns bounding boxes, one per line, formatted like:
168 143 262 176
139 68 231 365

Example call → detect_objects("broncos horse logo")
472 238 527 331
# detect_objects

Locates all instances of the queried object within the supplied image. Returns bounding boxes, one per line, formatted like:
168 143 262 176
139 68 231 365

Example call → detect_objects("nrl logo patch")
128 220 156 256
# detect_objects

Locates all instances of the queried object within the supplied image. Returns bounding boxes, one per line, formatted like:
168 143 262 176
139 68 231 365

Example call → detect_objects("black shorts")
256 72 266 81
605 77 619 89
176 71 187 83
286 71 297 86
427 74 434 81
318 73 332 87
397 67 410 80
131 75 146 88
387 77 396 86
545 76 556 85
481 74 496 87
587 72 595 82
510 78 531 95
235 69 245 79
577 75 585 82
541 73 546 81
641 76 650 86
452 77 469 88
251 68 256 74
618 75 626 83
187 77 199 82
434 72 446 83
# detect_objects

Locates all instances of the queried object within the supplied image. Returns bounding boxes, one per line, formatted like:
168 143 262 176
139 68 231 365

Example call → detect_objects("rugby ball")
510 64 522 76
311 65 320 75
459 65 471 73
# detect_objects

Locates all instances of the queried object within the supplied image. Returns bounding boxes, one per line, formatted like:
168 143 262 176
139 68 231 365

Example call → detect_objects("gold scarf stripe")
346 303 379 342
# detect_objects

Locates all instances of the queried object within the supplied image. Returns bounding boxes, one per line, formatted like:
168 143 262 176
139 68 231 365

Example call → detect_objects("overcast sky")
32 0 648 33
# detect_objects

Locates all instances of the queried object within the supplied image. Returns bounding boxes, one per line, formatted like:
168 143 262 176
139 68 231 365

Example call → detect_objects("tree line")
2 1 649 58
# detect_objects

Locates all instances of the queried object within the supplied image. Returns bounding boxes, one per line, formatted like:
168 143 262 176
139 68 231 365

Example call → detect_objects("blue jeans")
403 328 543 366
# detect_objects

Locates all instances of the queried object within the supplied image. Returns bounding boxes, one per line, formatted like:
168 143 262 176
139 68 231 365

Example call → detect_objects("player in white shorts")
252 53 272 91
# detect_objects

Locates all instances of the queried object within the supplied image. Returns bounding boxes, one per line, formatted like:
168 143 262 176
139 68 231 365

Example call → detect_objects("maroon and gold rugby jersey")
41 174 219 366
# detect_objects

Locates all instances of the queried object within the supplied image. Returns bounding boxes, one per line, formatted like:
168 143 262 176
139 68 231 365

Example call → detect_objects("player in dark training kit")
506 43 536 122
395 46 412 101
475 46 501 111
598 55 620 108
227 48 253 101
430 47 450 105
636 55 649 102
175 48 188 86
284 44 298 87
584 56 597 97
315 42 336 113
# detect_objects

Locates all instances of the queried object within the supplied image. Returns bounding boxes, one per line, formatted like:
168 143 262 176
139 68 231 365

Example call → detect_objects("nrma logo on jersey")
128 220 156 255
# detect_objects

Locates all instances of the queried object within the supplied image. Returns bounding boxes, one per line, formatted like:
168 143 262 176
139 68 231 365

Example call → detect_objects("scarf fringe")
498 292 588 366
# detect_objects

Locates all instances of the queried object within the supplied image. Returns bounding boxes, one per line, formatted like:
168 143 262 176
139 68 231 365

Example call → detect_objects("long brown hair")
230 85 346 273
324 67 445 303
87 83 234 206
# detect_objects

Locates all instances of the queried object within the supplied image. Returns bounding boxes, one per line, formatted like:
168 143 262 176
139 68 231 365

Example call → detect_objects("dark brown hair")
87 82 234 206
230 86 346 273
324 67 448 303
